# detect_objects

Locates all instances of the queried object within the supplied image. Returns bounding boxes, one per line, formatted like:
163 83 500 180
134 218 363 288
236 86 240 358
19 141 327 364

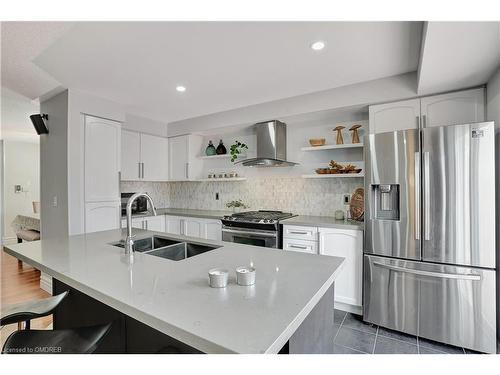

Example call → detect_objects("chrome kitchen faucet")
124 192 157 254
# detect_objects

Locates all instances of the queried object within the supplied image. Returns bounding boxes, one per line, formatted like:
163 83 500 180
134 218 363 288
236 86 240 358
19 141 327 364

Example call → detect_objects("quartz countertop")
123 208 232 220
281 215 364 230
4 229 344 354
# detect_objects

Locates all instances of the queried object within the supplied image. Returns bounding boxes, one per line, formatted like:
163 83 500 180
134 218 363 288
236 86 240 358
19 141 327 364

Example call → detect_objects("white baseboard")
335 301 362 315
40 272 53 295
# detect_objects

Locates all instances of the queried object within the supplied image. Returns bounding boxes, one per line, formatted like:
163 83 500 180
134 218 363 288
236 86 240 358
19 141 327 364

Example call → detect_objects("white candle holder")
236 266 256 286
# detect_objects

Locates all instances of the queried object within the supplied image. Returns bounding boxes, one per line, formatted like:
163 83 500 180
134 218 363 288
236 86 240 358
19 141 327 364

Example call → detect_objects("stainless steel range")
221 210 295 248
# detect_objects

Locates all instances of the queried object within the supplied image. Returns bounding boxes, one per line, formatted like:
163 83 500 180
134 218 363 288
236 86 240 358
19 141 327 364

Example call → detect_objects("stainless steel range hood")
237 120 297 167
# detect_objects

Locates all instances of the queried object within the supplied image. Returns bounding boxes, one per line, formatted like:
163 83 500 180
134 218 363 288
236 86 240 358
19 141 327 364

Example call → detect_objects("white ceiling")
1 22 75 99
3 21 423 123
418 22 500 95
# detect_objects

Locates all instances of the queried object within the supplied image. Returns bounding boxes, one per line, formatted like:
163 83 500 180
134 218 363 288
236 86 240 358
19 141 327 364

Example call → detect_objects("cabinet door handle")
422 115 427 128
142 163 145 179
185 163 189 180
290 231 308 235
138 162 141 179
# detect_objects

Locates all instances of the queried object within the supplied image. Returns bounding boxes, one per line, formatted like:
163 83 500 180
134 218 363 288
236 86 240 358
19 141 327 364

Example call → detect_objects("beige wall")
3 141 40 241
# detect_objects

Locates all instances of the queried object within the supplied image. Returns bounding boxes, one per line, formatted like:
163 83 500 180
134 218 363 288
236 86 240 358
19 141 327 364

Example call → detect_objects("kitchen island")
3 229 344 354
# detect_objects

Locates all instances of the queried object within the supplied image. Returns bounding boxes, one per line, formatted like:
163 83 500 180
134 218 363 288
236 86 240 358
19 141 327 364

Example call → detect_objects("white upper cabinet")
121 130 169 181
369 98 421 133
85 116 121 202
168 134 203 181
141 134 168 181
121 130 141 180
420 88 485 127
369 88 485 133
169 135 189 180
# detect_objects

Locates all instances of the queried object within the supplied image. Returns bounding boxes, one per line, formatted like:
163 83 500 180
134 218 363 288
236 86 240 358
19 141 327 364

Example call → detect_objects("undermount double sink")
110 236 220 261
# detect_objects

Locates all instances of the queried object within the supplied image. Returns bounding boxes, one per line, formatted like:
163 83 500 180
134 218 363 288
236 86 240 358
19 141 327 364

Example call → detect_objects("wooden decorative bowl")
315 168 329 174
309 138 326 147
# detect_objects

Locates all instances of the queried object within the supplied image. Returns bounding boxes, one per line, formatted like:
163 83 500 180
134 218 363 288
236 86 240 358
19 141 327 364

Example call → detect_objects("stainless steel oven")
222 226 278 248
221 210 295 249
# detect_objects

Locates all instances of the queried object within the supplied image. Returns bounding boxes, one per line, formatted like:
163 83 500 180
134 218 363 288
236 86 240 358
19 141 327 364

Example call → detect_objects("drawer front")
283 225 318 241
283 238 318 254
364 255 497 353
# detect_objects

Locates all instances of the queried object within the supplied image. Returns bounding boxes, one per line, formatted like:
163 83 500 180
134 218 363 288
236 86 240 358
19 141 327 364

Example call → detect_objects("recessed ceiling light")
310 41 325 51
176 85 186 92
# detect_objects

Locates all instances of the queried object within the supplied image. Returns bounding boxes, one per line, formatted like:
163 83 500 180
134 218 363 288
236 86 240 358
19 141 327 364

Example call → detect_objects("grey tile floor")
333 309 482 354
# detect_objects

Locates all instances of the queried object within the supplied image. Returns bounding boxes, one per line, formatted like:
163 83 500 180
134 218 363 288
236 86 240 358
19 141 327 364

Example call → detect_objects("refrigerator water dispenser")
372 184 400 220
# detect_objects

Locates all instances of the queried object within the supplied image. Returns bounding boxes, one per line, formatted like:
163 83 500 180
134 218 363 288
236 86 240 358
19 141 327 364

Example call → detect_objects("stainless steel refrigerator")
363 121 496 353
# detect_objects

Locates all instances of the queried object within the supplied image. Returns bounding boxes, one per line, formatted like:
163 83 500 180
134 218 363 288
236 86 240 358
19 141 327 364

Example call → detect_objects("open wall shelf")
196 177 247 182
301 173 364 179
301 143 363 152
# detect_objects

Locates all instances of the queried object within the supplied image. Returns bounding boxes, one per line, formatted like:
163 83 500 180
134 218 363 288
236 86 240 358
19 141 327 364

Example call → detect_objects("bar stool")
1 292 111 354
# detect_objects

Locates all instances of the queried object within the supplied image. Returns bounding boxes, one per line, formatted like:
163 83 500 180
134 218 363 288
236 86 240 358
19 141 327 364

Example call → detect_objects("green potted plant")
229 141 248 163
226 199 248 213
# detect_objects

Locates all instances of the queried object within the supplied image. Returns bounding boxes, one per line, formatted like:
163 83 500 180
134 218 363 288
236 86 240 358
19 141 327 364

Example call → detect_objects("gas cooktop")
223 210 295 224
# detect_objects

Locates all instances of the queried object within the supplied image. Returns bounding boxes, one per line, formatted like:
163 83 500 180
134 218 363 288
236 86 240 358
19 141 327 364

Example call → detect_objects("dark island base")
53 279 334 354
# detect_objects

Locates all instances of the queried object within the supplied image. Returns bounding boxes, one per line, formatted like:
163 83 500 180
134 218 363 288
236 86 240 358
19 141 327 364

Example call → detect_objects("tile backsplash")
121 176 362 216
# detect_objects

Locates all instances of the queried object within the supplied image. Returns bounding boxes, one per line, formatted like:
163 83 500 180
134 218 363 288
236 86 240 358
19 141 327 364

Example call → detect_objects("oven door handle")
222 228 278 238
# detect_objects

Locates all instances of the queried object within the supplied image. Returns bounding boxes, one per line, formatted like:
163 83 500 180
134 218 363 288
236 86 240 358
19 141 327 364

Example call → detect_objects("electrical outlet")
53 196 58 207
215 192 219 200
343 194 350 205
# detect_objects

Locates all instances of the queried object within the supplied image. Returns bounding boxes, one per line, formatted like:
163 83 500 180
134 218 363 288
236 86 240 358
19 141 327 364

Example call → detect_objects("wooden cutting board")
350 188 364 221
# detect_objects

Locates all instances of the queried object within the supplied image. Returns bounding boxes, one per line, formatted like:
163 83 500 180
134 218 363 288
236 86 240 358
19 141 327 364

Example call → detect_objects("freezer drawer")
364 255 497 353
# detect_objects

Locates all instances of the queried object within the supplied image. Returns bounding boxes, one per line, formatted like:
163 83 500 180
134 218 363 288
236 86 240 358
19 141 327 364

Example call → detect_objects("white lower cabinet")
86 202 121 233
182 217 222 241
121 215 165 231
283 238 318 254
283 225 318 241
319 227 363 308
130 217 143 229
184 218 204 238
144 215 165 231
205 220 222 241
283 224 363 311
165 216 183 235
122 214 222 241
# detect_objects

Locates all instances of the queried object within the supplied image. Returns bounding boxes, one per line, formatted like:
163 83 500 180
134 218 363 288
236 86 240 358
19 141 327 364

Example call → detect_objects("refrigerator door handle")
372 262 481 281
423 151 431 240
414 151 420 240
